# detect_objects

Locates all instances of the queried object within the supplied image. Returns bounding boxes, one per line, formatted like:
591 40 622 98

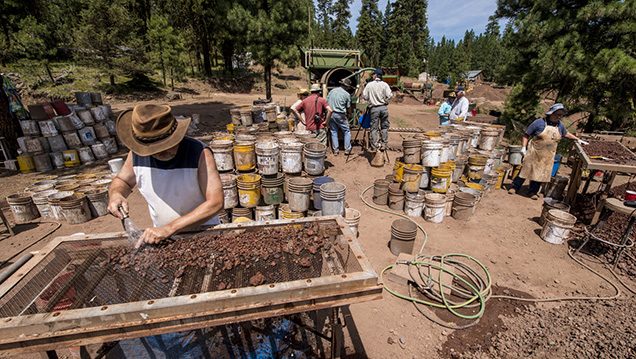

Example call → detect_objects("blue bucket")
312 176 334 209
552 155 562 176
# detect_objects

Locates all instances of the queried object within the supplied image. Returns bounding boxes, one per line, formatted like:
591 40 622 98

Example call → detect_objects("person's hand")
135 225 174 247
521 147 527 156
108 194 128 219
578 140 589 146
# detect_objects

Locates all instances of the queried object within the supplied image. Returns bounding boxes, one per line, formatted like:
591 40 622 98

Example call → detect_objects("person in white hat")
291 83 333 146
509 103 587 199
291 88 310 131
108 104 224 245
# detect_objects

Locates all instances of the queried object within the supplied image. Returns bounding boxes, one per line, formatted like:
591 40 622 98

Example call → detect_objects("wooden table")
565 141 636 223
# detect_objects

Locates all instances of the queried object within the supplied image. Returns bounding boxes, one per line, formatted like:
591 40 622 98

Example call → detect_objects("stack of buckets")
227 102 293 135
209 122 361 237
11 92 123 173
6 172 114 225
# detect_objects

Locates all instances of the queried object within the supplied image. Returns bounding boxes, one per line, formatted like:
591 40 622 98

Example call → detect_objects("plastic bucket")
33 153 53 172
239 108 253 126
255 204 276 221
6 193 40 223
320 182 346 216
219 174 238 209
552 155 562 176
508 146 523 165
388 183 405 211
230 108 242 126
59 194 92 224
393 159 406 182
47 191 73 220
288 177 313 212
280 203 304 219
626 191 636 201
452 192 477 221
430 167 452 193
402 139 422 164
32 190 58 219
344 208 361 237
478 130 499 151
421 141 442 167
232 207 253 222
62 132 82 149
237 173 261 208
312 177 335 209
91 143 109 160
424 193 446 223
261 173 285 205
404 190 426 218
93 123 109 139
210 139 235 172
84 189 109 217
255 142 280 175
303 143 327 176
77 147 95 164
445 192 456 216
540 209 577 245
544 175 568 201
373 179 391 205
419 167 431 189
17 155 35 173
390 219 417 256
101 137 118 154
233 141 256 171
402 164 423 193
78 126 97 146
281 142 304 174
539 198 571 226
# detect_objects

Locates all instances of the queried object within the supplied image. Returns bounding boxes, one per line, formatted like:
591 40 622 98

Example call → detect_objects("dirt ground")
1 79 635 358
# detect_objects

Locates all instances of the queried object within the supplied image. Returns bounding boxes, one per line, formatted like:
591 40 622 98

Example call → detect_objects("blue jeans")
512 175 541 195
329 113 351 151
369 105 390 150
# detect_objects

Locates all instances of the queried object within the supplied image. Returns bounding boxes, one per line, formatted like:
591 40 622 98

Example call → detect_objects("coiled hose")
360 184 631 329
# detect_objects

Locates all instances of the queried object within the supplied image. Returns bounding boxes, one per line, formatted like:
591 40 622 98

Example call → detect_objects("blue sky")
347 0 499 43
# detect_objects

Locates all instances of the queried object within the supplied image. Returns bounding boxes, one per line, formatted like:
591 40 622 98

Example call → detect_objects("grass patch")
394 117 408 128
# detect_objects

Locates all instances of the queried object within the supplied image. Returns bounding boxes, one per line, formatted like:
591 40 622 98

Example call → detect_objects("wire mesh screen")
0 220 362 318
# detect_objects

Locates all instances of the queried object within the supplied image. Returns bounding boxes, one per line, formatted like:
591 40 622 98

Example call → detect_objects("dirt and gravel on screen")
581 140 636 166
1 75 635 358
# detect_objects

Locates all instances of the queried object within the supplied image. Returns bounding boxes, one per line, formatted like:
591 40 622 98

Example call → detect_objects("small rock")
387 337 394 345
554 279 560 284
399 337 406 345
441 330 448 336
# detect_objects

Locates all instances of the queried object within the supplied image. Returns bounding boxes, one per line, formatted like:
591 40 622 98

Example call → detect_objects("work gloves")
520 147 527 156
578 140 590 146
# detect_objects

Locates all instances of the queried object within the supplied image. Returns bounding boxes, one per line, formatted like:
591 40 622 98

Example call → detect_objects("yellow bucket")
63 150 80 167
233 216 252 223
281 204 304 219
226 124 235 134
233 143 256 171
424 131 441 138
430 167 452 193
237 173 261 208
495 168 505 189
402 164 423 193
393 160 405 183
17 155 35 173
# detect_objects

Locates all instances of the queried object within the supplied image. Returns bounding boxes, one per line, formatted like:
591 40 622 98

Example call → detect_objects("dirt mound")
468 85 509 102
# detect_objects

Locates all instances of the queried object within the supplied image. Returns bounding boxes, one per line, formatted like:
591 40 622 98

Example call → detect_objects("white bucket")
421 141 442 167
540 209 577 245
424 193 446 223
38 120 58 137
343 208 361 237
91 143 109 160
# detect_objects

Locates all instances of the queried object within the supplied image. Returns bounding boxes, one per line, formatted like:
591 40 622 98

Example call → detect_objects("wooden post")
591 171 616 224
565 156 583 206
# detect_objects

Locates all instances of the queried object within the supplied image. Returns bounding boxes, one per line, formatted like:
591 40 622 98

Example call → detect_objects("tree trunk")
200 21 212 77
159 42 166 86
265 64 272 99
0 76 20 157
110 74 115 86
44 62 55 83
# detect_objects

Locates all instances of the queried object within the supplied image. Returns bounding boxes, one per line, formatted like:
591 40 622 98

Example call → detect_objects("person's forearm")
167 198 223 234
522 135 529 148
291 109 303 123
565 132 580 141
109 176 133 201
325 110 333 124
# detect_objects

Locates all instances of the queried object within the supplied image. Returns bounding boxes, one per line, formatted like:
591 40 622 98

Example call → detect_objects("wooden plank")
565 156 583 206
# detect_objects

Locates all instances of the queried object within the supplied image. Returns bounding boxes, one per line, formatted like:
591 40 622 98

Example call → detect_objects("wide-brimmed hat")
447 92 456 98
310 83 321 92
297 88 310 96
546 103 567 116
116 104 190 156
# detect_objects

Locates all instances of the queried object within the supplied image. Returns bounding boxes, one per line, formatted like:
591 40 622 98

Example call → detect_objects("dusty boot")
371 149 385 167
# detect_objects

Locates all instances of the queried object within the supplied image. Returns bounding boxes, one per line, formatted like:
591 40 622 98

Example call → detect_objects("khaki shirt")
363 79 393 107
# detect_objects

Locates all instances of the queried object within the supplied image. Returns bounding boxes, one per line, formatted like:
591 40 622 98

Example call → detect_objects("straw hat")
116 104 190 156
297 88 310 96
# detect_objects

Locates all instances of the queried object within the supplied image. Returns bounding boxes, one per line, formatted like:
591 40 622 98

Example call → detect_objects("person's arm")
362 86 369 102
458 98 469 119
291 102 305 125
384 83 393 100
324 104 333 127
108 152 136 219
137 148 224 246
438 103 449 118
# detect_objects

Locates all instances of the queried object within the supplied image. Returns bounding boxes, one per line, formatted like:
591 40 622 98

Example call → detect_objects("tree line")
1 0 634 131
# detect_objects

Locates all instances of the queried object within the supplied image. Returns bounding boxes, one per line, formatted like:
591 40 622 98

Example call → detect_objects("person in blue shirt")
438 92 455 125
509 103 587 200
326 78 353 155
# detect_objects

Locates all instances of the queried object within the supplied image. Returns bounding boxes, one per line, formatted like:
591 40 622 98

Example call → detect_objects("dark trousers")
512 175 541 194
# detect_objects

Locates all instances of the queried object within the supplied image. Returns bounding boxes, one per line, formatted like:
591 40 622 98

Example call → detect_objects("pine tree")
147 14 184 88
315 0 333 47
497 0 636 131
381 0 429 76
356 0 383 66
331 0 354 48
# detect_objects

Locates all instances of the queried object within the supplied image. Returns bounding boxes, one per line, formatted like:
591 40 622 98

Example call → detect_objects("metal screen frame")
0 216 381 355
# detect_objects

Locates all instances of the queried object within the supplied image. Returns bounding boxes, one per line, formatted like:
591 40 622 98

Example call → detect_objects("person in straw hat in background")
509 103 587 200
108 104 224 246
291 88 310 131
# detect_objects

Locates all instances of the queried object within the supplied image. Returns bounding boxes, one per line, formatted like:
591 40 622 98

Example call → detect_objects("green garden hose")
360 184 628 329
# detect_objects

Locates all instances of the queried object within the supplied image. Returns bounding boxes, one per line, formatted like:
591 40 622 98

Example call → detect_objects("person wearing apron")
509 103 587 200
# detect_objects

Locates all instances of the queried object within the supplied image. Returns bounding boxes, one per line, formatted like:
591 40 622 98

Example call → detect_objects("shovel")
118 206 144 247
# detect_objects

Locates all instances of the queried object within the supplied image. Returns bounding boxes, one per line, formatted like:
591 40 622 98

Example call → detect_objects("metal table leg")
330 307 342 359
613 216 636 270
574 207 611 255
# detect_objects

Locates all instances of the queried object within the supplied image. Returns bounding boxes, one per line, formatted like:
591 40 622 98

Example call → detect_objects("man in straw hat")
108 104 224 245
509 103 587 200
291 88 310 131
326 78 354 155
291 83 333 146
